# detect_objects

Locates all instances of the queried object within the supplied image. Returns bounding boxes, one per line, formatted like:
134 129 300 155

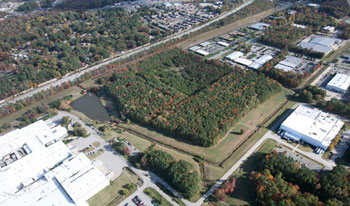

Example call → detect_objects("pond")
71 92 110 122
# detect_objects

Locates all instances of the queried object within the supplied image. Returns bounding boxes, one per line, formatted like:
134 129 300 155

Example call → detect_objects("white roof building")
326 73 350 94
249 55 273 70
199 41 211 47
225 51 243 61
298 36 338 56
280 105 344 150
275 56 303 72
234 57 253 66
195 49 210 56
249 22 270 31
0 120 109 206
217 41 230 47
189 45 201 51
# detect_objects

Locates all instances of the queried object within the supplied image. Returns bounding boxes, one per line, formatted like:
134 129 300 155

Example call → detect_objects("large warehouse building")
279 105 344 152
326 73 350 94
0 120 110 206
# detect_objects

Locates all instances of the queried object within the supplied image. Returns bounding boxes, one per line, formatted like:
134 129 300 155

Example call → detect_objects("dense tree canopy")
140 149 200 199
251 152 350 205
105 49 281 146
0 8 160 100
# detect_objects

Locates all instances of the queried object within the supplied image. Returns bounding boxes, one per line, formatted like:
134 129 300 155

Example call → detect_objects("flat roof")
249 62 263 70
298 42 333 55
255 55 273 65
249 22 270 31
326 73 350 91
217 41 230 47
189 45 201 51
199 41 211 47
275 56 303 70
310 36 335 47
195 49 210 56
234 57 253 66
280 105 344 149
225 51 243 61
0 121 109 206
275 63 294 72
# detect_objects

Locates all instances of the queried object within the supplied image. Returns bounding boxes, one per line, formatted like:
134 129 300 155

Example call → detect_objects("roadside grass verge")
143 188 173 206
88 168 137 206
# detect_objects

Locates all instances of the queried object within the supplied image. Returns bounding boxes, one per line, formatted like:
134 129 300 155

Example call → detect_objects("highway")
0 0 255 108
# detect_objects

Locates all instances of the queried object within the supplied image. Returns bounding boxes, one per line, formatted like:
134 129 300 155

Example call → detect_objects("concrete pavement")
47 111 180 205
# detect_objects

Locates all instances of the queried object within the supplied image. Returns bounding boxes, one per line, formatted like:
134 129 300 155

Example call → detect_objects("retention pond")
71 92 110 122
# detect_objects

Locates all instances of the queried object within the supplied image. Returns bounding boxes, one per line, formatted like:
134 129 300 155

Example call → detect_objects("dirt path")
177 8 277 49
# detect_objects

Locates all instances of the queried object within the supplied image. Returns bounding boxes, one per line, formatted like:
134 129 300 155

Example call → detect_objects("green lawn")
221 139 278 206
88 169 137 206
155 183 186 206
143 188 173 206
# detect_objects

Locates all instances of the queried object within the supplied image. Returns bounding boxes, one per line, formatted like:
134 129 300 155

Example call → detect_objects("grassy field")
121 132 152 152
0 86 83 129
143 188 173 206
88 168 137 206
219 139 278 206
206 100 296 182
155 183 186 206
119 88 292 164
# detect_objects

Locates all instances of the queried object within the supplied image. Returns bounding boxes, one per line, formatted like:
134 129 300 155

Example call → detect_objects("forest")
56 0 123 10
251 152 350 205
315 0 350 19
140 149 201 199
0 8 161 100
105 49 281 146
260 25 311 49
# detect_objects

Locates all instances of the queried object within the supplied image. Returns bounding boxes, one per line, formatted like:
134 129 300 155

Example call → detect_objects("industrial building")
195 49 210 56
225 51 243 61
0 120 109 206
216 41 230 47
225 51 273 70
326 73 350 94
249 22 270 31
279 105 344 152
249 55 273 70
275 56 304 72
298 36 339 56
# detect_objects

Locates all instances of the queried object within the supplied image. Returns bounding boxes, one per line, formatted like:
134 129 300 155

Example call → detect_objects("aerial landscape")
0 0 350 205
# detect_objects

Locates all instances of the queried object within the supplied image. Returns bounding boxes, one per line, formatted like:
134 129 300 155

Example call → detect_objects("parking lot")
121 190 154 206
276 147 324 171
46 111 128 180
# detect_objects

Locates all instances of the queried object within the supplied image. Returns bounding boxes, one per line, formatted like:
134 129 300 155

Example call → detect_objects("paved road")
179 103 337 206
47 111 180 205
0 0 256 108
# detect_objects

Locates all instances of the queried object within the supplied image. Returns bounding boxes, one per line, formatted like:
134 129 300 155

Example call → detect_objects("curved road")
0 0 255 108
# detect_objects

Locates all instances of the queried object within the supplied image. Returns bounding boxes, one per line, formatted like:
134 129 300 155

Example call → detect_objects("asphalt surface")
46 111 180 206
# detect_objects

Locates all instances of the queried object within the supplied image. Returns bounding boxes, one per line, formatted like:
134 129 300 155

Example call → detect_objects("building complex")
0 120 109 206
326 73 350 94
279 105 344 153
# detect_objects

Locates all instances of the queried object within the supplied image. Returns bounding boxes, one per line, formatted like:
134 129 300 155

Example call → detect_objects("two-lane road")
0 0 256 108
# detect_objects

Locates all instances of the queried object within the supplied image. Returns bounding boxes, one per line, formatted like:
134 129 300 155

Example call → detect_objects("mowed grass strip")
143 188 173 206
88 169 137 206
222 139 278 206
120 88 292 163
